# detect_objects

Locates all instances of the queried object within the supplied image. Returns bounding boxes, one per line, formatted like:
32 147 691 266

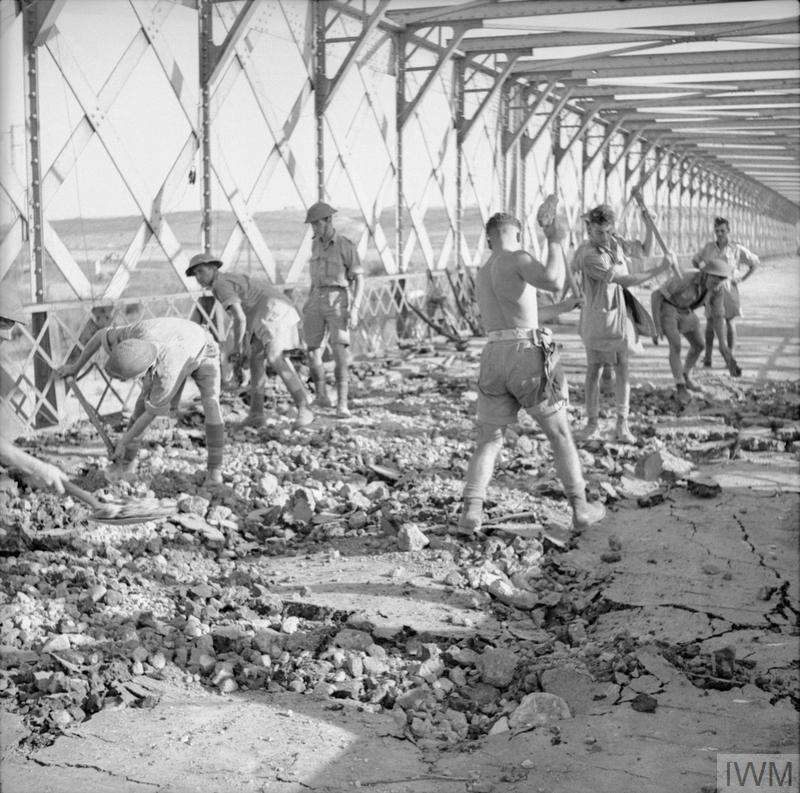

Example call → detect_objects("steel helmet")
304 201 337 224
104 339 158 380
0 290 28 325
702 258 731 279
186 252 223 277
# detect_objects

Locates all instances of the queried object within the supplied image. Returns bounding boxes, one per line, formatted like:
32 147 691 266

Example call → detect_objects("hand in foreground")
28 460 68 494
348 310 360 330
112 437 129 464
543 217 567 244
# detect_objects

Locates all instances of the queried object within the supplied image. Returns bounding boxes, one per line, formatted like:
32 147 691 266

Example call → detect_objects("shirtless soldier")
455 207 606 536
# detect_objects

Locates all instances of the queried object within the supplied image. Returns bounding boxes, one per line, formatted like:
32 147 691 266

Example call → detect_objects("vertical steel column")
678 160 690 254
500 81 509 213
198 0 213 252
313 0 327 201
602 132 612 206
395 33 405 272
22 2 57 427
551 113 560 196
518 86 526 240
454 55 465 270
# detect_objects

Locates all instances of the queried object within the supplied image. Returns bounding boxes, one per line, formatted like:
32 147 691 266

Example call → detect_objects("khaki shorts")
586 347 627 366
476 339 567 426
303 288 350 348
251 302 302 360
661 303 699 337
705 281 741 320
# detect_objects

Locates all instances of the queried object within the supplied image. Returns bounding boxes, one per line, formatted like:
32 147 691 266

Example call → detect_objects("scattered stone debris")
0 364 797 753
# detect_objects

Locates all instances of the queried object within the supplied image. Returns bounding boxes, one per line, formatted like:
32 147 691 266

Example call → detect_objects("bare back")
477 250 540 332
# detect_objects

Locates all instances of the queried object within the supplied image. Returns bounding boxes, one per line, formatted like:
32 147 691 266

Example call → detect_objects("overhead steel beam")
512 48 799 75
590 94 800 111
567 78 800 97
656 134 798 145
452 18 799 50
321 0 390 112
616 115 799 129
387 0 720 26
398 25 470 130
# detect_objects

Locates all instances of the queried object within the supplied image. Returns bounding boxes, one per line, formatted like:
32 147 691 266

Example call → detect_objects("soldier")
58 316 225 486
302 202 364 418
0 292 69 493
692 217 759 368
573 204 671 443
186 253 313 430
455 207 606 537
651 258 740 404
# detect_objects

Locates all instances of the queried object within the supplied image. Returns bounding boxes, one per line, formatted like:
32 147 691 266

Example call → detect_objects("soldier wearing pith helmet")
302 201 364 418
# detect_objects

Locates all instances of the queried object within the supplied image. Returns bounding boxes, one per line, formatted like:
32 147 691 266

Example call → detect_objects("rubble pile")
1 356 798 750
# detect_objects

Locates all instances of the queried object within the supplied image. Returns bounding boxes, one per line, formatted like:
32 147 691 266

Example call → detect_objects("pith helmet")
105 339 158 380
304 201 337 224
702 258 731 278
186 252 223 277
0 290 28 325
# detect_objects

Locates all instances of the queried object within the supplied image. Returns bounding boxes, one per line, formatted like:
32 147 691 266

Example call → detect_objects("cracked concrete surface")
2 462 797 793
1 257 798 793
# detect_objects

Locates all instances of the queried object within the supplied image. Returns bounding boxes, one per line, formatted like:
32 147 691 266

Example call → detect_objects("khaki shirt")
659 272 724 317
102 318 212 416
692 240 758 279
211 272 295 329
309 231 362 289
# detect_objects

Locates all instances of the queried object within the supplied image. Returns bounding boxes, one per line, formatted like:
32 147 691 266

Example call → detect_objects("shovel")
63 480 176 525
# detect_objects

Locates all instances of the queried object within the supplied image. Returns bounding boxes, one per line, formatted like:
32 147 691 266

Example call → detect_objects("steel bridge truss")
1 0 797 431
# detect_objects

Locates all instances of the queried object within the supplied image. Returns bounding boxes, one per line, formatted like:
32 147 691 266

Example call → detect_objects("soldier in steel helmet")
185 252 314 430
58 316 225 486
651 257 740 404
0 291 70 492
302 201 364 418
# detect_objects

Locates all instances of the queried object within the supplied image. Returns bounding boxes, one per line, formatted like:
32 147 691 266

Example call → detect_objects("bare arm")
613 256 671 289
115 411 155 458
650 291 664 341
57 330 104 378
516 223 567 294
226 303 247 357
737 248 759 283
539 297 582 323
349 273 365 328
0 438 68 493
641 210 655 258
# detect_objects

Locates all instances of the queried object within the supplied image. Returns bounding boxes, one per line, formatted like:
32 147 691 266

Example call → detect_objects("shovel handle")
631 188 681 278
68 380 115 456
63 479 103 511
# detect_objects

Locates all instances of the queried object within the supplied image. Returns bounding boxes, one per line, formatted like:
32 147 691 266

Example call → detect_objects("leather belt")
486 328 537 341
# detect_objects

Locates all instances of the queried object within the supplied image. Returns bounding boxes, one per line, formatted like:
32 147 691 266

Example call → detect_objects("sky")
0 0 796 222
